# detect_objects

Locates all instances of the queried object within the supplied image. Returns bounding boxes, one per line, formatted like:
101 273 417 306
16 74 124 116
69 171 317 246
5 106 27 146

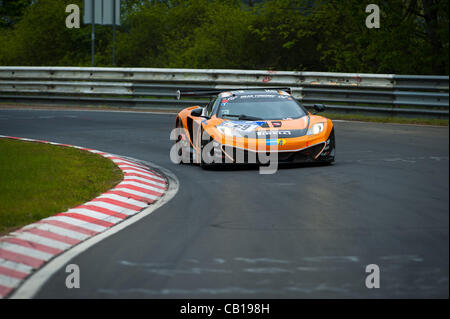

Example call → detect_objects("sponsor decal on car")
271 121 282 127
266 138 287 146
256 130 292 136
256 121 270 128
239 94 277 99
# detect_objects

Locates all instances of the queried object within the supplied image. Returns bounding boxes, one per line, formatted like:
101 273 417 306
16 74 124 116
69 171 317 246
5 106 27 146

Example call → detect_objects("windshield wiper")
238 115 263 120
223 114 263 121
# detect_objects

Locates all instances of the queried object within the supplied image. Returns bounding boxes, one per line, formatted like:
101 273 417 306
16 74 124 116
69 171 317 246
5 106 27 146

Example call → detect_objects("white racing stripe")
119 166 162 176
119 181 165 194
0 242 54 261
83 201 138 216
122 169 165 182
95 193 148 208
10 233 71 251
0 274 21 288
117 165 156 172
113 161 149 170
0 258 33 274
66 209 123 224
44 216 107 233
113 188 159 200
24 224 90 241
104 154 134 161
114 159 148 167
16 138 35 142
123 175 167 188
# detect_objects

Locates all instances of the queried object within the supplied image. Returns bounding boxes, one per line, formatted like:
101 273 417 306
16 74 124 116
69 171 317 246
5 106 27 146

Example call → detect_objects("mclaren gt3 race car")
172 88 335 168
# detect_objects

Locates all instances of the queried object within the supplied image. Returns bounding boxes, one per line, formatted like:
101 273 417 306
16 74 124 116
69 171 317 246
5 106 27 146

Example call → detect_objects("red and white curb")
0 135 171 298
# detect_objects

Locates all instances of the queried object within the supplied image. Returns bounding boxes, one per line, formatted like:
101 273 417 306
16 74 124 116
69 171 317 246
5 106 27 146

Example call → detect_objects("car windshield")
217 94 307 120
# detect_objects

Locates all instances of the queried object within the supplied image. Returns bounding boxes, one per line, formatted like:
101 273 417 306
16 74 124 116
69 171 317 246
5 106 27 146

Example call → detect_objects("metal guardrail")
0 67 448 117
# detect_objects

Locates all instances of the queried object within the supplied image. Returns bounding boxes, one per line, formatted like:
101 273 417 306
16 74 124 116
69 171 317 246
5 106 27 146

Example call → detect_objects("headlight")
307 122 324 135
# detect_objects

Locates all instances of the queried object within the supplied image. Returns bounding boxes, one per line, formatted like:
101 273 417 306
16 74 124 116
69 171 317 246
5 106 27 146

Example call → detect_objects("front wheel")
318 129 335 164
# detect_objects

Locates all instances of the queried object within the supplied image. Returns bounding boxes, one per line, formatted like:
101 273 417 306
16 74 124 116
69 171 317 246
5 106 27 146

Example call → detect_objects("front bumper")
217 129 335 164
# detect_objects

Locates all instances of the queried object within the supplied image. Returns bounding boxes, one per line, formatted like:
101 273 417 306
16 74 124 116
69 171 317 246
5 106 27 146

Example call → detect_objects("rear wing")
176 90 223 100
176 87 292 100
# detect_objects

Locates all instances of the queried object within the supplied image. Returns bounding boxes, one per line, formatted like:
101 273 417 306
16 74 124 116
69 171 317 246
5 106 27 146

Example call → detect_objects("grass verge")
0 138 123 235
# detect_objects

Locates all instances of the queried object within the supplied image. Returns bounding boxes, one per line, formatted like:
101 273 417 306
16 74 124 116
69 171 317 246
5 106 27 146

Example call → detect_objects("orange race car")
171 88 335 168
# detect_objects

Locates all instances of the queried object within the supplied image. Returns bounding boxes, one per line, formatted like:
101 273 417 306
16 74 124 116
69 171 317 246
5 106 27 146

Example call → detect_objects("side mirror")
191 107 209 118
313 104 326 113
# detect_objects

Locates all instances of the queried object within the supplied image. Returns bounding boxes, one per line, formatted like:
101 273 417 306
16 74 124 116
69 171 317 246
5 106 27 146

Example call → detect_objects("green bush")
0 0 448 74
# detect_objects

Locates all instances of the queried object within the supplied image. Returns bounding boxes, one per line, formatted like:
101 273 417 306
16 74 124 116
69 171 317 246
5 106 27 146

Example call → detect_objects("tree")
164 0 255 68
306 0 448 74
116 1 168 67
248 0 321 70
0 0 33 28
0 0 111 66
403 0 449 74
0 0 447 74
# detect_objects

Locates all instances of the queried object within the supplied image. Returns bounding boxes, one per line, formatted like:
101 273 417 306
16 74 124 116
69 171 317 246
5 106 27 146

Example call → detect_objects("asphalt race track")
0 108 448 298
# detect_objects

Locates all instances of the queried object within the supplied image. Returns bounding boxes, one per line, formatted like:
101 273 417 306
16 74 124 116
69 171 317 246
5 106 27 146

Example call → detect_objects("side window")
206 97 218 117
210 97 221 116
